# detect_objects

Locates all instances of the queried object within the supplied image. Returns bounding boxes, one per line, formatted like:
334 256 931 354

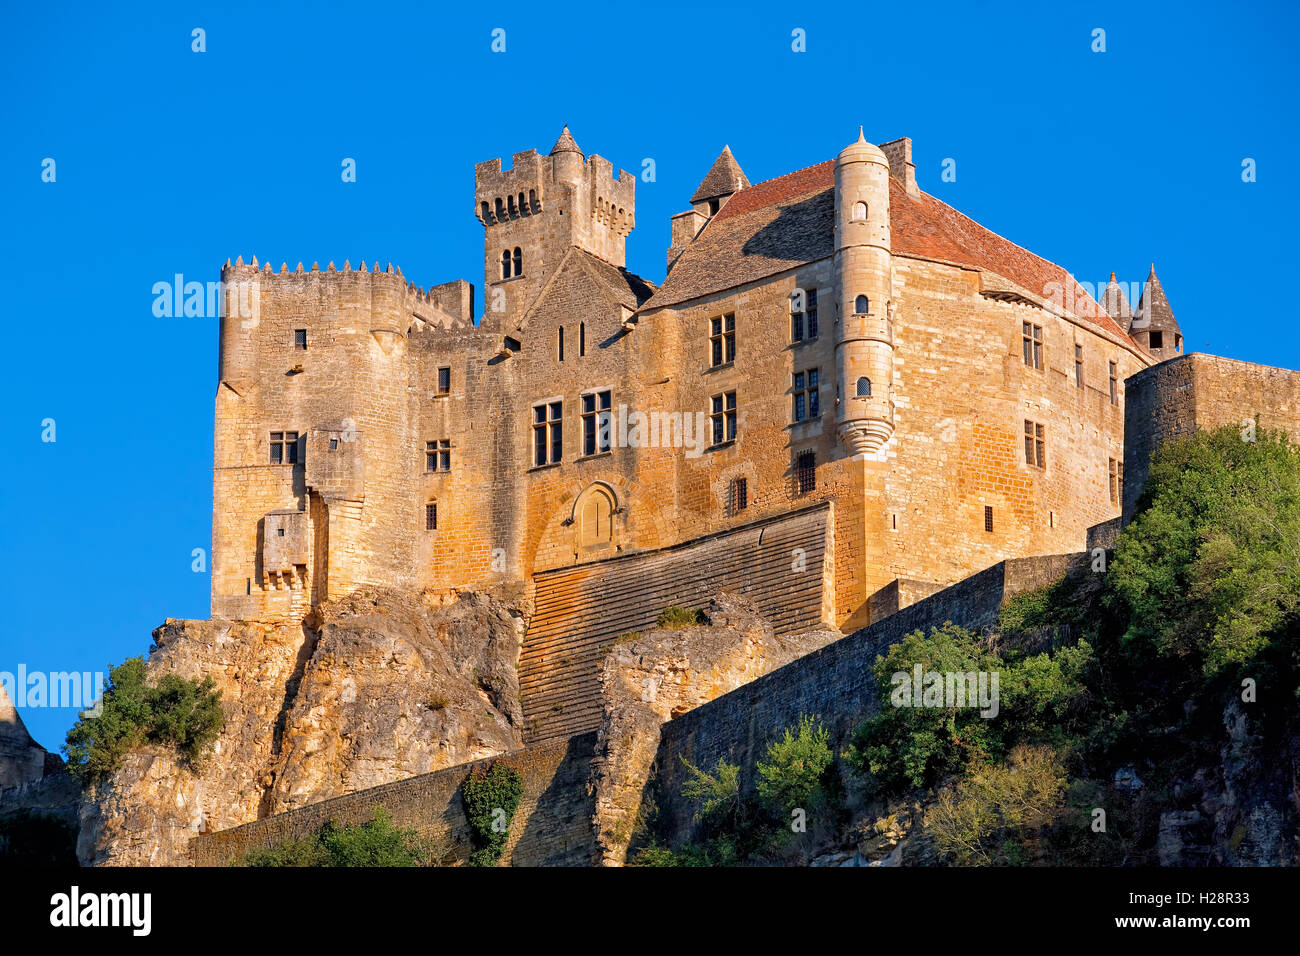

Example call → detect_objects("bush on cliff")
1106 424 1300 682
241 808 436 867
756 714 834 814
461 760 524 866
62 656 224 784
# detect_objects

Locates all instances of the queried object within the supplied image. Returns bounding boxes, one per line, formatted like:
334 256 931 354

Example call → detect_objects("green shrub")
657 605 705 629
461 760 524 866
679 756 740 825
1107 425 1300 678
63 657 224 784
924 745 1066 865
242 808 434 867
756 715 833 813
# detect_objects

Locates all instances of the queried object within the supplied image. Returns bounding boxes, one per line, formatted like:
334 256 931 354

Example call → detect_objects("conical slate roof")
691 146 750 204
1100 271 1133 326
550 125 583 156
1134 264 1180 333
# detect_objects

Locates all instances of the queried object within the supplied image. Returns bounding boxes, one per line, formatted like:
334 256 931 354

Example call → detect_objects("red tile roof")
644 158 1139 350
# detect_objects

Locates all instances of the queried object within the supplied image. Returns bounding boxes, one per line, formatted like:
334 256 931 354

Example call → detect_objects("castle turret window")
533 401 563 466
1149 330 1164 350
581 390 613 455
710 391 737 445
791 289 818 342
795 450 816 495
269 430 298 465
729 477 748 516
709 313 736 367
1024 420 1046 469
852 201 867 221
1022 322 1043 370
793 369 820 422
426 439 451 473
856 376 871 397
854 295 869 315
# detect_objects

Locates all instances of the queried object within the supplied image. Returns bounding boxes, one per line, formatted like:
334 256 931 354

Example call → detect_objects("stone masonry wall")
645 551 1088 847
1123 352 1300 522
191 732 598 867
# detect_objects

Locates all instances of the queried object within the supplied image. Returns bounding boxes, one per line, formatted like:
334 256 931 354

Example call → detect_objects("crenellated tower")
833 129 895 454
474 126 635 324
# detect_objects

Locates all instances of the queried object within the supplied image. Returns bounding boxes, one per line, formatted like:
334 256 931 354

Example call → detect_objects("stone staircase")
519 504 831 744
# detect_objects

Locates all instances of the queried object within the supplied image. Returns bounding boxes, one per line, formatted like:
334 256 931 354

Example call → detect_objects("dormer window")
852 201 867 221
855 295 869 314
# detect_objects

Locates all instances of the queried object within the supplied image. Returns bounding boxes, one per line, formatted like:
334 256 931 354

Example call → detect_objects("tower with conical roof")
833 128 895 454
474 125 637 321
1132 264 1183 362
1100 272 1133 328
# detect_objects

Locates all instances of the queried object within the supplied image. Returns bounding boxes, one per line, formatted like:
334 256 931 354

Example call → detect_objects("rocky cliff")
589 592 838 865
75 587 525 865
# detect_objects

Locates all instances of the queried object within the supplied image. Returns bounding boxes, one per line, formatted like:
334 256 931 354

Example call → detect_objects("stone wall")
190 732 598 867
1123 353 1300 522
644 551 1088 847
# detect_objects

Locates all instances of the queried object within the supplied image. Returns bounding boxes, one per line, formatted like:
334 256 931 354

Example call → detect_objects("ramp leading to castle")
520 504 831 744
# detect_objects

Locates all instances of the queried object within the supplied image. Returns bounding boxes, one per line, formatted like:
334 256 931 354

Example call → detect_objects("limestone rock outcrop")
589 592 838 865
76 588 524 866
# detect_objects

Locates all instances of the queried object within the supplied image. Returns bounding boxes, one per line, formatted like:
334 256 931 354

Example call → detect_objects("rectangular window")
1149 330 1164 350
796 450 816 495
1074 344 1084 388
437 367 451 394
984 505 994 533
710 391 737 445
425 502 437 531
1022 322 1044 370
579 322 586 357
558 327 565 362
294 329 307 350
425 439 451 473
329 438 339 450
533 401 563 466
709 313 736 367
791 289 818 343
1109 361 1119 404
1024 420 1046 469
269 430 298 465
730 477 748 516
1109 458 1119 503
582 390 613 456
792 369 820 423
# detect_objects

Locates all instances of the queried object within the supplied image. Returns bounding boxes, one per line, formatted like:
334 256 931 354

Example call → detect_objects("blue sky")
2 0 1296 749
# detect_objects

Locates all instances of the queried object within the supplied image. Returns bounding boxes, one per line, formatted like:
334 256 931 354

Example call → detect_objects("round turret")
833 128 895 455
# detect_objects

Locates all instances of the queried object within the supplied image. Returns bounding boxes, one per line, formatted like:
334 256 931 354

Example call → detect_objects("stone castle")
212 125 1181 638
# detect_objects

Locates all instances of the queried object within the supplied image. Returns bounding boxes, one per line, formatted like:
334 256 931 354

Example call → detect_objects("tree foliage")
62 657 224 784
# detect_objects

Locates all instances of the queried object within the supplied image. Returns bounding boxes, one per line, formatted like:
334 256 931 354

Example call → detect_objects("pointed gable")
690 146 751 204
